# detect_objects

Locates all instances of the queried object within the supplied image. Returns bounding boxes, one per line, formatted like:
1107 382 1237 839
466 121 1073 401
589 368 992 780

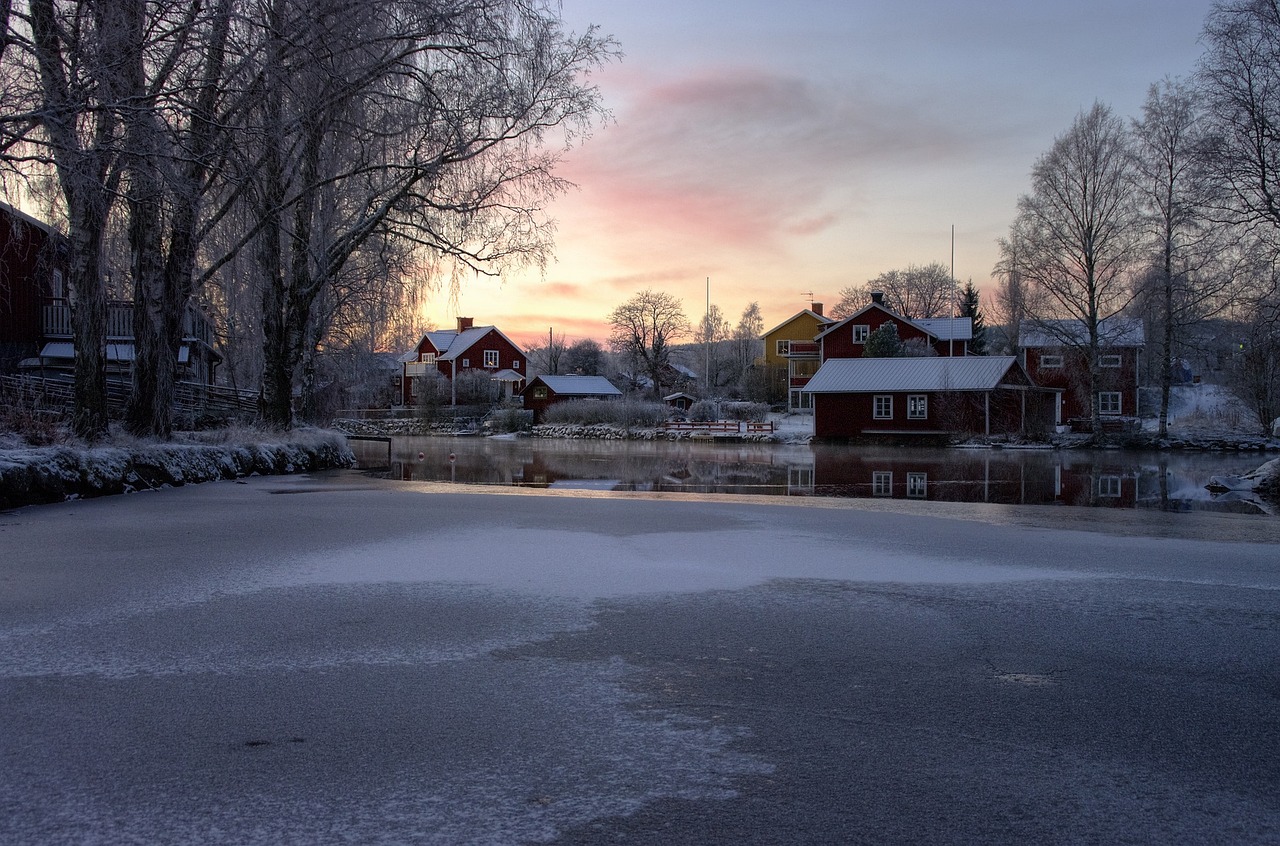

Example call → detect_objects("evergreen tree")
862 322 904 358
958 280 988 355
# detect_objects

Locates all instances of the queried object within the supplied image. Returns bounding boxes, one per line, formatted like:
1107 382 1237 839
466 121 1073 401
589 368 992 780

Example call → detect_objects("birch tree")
608 289 688 398
1001 102 1143 435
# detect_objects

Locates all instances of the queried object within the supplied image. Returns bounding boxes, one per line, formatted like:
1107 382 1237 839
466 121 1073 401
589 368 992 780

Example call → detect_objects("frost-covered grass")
0 425 355 509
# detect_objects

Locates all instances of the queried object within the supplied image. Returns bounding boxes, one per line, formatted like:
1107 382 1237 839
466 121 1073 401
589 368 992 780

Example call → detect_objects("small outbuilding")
523 374 622 422
805 356 1058 440
663 391 697 412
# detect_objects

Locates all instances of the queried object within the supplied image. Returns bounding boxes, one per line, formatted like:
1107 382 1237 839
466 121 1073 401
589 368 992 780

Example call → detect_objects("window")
789 466 813 490
513 360 521 370
1098 475 1121 498
776 339 790 356
1098 392 1122 415
873 395 893 419
1100 354 1122 368
789 359 819 379
484 349 499 368
853 324 869 343
872 471 893 497
790 389 813 411
52 269 64 300
907 472 927 499
907 394 927 420
421 353 437 365
1040 354 1063 368
532 386 548 398
461 358 470 368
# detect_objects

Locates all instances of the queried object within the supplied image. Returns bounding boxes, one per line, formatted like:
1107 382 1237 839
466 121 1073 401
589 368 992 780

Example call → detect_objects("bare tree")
233 0 614 428
1199 0 1280 234
608 289 689 398
695 302 731 394
732 301 763 394
1001 102 1143 435
1 0 137 440
831 262 956 320
1131 77 1235 436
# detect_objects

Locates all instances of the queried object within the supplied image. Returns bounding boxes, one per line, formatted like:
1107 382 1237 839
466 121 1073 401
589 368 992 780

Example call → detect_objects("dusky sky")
439 2 1212 346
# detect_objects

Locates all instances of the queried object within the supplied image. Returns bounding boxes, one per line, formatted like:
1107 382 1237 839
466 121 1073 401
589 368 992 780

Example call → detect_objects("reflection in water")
346 436 1274 516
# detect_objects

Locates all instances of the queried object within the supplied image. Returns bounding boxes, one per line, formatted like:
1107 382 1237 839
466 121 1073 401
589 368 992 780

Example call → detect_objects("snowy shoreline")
0 430 354 510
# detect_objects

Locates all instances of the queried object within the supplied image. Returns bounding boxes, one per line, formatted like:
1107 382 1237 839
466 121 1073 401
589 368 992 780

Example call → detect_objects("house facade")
1018 317 1144 428
804 356 1058 440
3 201 220 385
1 201 67 374
760 304 833 412
817 293 972 361
400 317 526 405
522 374 622 422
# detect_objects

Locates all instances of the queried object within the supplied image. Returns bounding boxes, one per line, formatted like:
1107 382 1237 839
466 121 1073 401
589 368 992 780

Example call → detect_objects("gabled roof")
816 303 973 343
804 356 1026 393
1018 317 1145 348
533 375 622 396
0 199 62 238
407 325 526 361
762 308 833 339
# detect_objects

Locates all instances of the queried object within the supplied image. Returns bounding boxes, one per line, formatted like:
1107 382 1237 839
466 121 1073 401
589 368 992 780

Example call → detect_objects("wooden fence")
0 374 259 419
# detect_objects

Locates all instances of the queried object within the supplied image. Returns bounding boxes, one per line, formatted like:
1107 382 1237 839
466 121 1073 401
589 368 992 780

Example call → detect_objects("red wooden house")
1 201 67 374
1018 317 1145 429
522 374 622 422
399 317 527 405
804 356 1058 440
816 292 973 361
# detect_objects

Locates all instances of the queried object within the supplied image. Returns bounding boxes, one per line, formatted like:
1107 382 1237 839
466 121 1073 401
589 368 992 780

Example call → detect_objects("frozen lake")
348 435 1277 516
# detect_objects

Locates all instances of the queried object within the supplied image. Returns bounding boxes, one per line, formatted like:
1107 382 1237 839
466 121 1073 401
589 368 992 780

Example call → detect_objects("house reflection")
359 436 1265 514
805 445 1139 507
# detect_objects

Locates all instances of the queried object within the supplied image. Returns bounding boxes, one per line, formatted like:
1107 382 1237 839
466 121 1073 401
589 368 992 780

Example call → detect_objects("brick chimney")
811 302 823 316
870 291 884 305
456 316 474 332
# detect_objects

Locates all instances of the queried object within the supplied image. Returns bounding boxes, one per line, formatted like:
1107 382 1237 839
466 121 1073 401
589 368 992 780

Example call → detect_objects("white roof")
536 375 621 396
1018 317 1145 348
816 305 973 342
804 356 1023 393
490 368 524 382
914 317 973 341
405 325 525 362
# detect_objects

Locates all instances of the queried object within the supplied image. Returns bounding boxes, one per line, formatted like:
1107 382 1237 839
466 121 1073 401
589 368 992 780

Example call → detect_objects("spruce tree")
959 280 988 355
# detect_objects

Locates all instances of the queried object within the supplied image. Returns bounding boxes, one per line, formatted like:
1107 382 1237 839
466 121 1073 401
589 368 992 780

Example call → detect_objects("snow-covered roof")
490 369 524 382
816 304 973 343
804 356 1024 393
406 325 526 361
1018 317 1145 348
0 199 62 237
535 375 621 396
915 317 973 342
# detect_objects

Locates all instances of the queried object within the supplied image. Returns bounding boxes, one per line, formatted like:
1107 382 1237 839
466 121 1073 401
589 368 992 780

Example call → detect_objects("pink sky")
421 0 1214 350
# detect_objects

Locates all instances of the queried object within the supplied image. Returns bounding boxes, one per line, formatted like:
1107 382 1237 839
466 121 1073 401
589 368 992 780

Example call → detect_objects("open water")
347 435 1277 517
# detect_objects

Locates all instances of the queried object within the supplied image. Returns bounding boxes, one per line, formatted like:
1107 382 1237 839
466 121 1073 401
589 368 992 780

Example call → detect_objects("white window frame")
420 353 437 365
853 324 870 343
873 394 893 419
1098 392 1122 415
1098 475 1121 498
1100 354 1122 368
776 339 790 356
461 358 470 368
906 472 927 499
872 471 893 497
513 360 520 370
789 389 813 411
484 349 499 368
1040 354 1063 369
52 269 65 300
907 394 927 420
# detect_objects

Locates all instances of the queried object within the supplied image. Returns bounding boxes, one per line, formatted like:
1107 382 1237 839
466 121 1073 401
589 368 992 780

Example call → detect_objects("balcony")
783 341 819 358
42 299 215 348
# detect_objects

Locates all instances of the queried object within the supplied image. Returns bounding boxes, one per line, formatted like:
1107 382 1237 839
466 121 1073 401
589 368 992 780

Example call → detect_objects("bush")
541 398 670 427
687 399 721 421
485 407 533 433
0 382 68 446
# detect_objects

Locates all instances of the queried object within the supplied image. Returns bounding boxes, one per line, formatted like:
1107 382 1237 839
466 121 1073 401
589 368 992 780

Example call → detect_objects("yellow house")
761 304 833 411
